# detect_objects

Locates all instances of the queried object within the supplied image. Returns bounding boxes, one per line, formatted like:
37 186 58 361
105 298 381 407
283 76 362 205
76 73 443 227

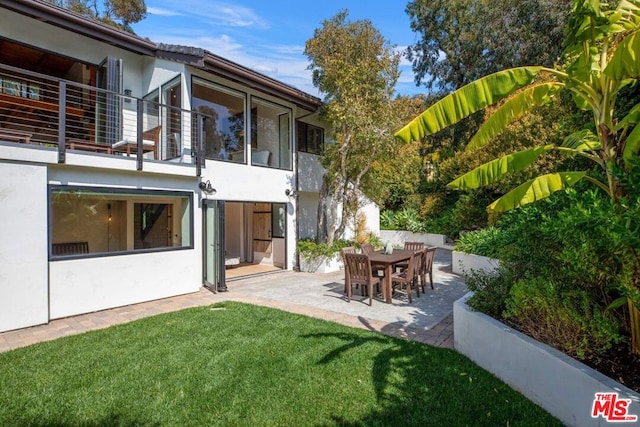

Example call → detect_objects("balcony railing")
0 63 206 174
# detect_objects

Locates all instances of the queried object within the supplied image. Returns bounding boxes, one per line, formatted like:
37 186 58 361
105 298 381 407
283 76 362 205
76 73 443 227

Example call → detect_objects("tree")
396 0 640 353
405 0 572 93
403 0 573 232
304 11 402 243
47 0 146 32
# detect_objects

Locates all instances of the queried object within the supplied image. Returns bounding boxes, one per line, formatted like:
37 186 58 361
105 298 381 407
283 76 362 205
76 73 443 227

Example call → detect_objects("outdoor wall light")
285 188 297 198
124 89 132 103
199 180 216 195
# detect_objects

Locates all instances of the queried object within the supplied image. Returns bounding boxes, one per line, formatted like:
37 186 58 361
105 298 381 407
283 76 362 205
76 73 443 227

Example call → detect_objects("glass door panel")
203 199 226 291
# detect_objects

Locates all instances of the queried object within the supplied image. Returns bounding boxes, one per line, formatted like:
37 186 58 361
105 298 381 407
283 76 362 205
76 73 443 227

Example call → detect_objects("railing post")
136 98 143 171
57 80 66 163
196 114 205 177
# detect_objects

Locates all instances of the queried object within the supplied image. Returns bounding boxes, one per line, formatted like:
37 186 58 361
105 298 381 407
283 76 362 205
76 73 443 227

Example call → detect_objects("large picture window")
297 122 324 155
192 77 246 163
251 98 292 169
50 186 192 258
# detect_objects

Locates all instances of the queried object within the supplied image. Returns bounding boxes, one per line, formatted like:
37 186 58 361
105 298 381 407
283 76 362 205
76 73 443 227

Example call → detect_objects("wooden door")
252 203 272 254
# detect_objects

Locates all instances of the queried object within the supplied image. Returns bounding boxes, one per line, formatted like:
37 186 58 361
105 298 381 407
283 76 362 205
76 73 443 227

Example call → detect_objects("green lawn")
0 302 560 426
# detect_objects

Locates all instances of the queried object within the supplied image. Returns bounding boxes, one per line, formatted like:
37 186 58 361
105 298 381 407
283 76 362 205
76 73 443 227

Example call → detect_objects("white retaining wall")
454 293 640 427
379 230 448 248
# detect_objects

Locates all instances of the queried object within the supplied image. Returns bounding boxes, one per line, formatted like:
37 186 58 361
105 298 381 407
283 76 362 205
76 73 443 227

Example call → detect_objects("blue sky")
131 1 424 98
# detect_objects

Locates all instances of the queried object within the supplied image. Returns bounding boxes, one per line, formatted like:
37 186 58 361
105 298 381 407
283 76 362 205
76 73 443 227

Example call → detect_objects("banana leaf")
466 83 563 150
623 124 640 165
395 67 542 143
447 145 553 190
562 129 602 151
604 31 640 81
615 102 640 130
487 172 587 213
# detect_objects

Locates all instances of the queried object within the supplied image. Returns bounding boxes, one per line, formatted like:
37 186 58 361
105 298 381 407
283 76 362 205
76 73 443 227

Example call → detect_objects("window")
161 77 182 159
50 186 192 258
271 203 286 238
192 77 246 163
251 98 291 169
297 122 324 154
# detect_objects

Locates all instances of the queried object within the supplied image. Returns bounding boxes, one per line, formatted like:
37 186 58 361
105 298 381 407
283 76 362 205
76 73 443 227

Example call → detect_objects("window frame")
191 76 247 164
297 121 324 155
250 96 293 170
48 185 194 260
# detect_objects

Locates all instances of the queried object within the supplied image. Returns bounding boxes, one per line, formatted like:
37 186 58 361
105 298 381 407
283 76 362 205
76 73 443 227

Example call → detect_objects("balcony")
0 63 206 174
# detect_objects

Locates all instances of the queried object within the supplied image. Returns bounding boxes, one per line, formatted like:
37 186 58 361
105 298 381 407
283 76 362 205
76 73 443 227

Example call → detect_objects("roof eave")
0 0 156 56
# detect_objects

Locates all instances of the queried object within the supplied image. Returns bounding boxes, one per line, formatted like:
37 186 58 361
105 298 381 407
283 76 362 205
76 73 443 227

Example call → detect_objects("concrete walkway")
0 249 467 353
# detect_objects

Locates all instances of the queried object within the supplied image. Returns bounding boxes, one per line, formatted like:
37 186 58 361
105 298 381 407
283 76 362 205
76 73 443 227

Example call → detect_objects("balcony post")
196 114 205 177
136 98 143 171
57 80 66 163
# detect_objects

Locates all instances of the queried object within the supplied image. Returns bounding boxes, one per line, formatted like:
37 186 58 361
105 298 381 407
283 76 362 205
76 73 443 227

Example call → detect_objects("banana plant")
396 0 640 353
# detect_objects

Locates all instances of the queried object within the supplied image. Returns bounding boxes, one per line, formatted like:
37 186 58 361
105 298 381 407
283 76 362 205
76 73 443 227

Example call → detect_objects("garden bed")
454 293 640 427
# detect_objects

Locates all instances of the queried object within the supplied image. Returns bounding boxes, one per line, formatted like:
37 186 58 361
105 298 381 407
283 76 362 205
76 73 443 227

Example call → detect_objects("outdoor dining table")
367 249 419 304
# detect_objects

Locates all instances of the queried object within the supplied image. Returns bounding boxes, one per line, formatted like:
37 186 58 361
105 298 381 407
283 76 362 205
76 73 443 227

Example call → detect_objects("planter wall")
298 256 343 273
379 230 448 248
452 251 500 275
454 293 640 427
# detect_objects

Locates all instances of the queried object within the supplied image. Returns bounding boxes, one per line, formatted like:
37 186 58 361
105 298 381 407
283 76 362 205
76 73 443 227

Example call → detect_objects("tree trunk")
316 178 330 244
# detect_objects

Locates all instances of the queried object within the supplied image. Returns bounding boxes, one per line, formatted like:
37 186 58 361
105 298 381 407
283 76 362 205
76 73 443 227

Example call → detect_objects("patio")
0 249 467 352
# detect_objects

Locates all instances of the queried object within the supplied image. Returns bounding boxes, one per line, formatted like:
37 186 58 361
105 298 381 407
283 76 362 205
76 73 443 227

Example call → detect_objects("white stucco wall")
0 162 49 332
49 249 199 318
297 152 324 193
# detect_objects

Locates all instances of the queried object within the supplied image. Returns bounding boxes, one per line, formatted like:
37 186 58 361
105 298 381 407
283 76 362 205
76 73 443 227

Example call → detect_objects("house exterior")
0 0 379 333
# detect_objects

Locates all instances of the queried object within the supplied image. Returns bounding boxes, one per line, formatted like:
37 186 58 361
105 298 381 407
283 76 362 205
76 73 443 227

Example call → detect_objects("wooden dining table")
367 249 418 304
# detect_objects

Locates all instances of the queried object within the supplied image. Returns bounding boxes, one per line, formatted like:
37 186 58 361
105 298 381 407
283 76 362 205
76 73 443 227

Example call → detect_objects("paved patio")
0 249 467 353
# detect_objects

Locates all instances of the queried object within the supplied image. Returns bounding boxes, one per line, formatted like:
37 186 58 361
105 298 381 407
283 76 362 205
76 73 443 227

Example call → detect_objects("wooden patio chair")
360 243 374 254
395 241 425 271
344 253 380 306
390 251 420 303
341 246 356 294
418 247 437 293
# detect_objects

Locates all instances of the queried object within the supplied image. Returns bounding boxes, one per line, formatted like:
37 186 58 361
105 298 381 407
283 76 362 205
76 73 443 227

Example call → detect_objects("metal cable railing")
0 63 207 173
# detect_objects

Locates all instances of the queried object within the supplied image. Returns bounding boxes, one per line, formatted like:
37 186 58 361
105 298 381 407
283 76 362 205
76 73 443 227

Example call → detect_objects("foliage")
405 0 571 92
0 303 562 426
398 0 640 215
46 0 146 32
297 238 353 261
397 0 640 353
454 227 504 259
379 208 424 233
466 267 518 319
504 278 623 360
304 10 404 243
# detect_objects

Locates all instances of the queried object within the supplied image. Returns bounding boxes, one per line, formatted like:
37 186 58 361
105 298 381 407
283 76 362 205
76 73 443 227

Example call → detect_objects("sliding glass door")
203 199 226 291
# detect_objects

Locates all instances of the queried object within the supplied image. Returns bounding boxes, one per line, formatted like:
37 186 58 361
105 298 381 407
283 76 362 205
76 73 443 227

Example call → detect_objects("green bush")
503 277 623 360
297 238 353 261
466 267 518 319
379 208 425 233
454 227 505 258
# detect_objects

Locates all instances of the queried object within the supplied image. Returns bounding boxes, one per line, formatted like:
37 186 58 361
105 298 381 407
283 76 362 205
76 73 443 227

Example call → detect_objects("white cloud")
148 0 269 29
147 7 182 17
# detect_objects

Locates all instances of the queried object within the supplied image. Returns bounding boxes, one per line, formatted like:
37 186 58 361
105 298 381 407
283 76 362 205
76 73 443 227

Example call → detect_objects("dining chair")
341 246 357 294
390 251 420 302
418 247 436 292
360 243 374 254
344 253 380 306
396 241 425 271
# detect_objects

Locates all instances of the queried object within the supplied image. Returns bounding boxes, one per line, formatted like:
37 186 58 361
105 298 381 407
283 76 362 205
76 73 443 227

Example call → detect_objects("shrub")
454 227 505 258
297 238 353 261
466 267 518 319
503 277 623 360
